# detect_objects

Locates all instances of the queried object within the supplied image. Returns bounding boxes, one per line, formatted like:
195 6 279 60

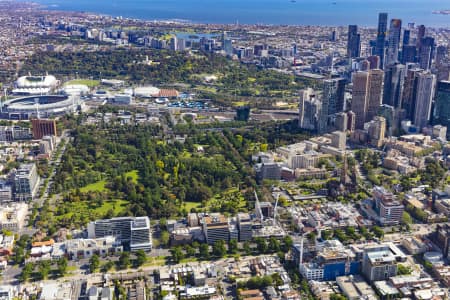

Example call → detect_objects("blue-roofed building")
299 240 360 281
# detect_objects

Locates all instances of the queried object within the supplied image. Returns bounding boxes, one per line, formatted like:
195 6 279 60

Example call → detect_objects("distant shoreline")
20 0 450 27
432 10 450 15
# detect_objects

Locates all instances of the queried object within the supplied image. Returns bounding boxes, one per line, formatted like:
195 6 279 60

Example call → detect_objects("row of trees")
20 258 68 282
89 250 148 273
170 236 294 263
320 226 384 243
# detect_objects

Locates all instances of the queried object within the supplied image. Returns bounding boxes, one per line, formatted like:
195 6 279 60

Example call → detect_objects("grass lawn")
180 257 198 263
65 79 100 88
184 201 202 211
142 256 167 267
232 101 249 107
95 199 128 215
78 170 138 193
79 180 107 193
56 199 128 220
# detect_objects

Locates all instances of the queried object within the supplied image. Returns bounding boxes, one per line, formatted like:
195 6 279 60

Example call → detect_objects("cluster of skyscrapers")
300 13 450 138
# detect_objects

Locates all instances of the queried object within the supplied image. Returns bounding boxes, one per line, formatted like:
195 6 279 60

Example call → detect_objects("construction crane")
273 193 279 226
254 190 263 221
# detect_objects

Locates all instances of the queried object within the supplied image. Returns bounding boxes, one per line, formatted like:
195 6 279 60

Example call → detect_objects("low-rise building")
337 275 377 300
66 236 123 260
179 285 216 299
0 203 28 232
202 214 229 244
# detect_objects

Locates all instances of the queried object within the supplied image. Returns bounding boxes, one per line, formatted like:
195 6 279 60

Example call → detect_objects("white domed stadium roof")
134 86 160 97
62 85 90 95
16 75 57 88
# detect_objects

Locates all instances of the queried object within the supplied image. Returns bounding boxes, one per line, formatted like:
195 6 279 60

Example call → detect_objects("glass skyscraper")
375 13 388 69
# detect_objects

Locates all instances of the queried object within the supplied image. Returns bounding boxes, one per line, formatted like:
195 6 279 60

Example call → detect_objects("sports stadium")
1 94 82 120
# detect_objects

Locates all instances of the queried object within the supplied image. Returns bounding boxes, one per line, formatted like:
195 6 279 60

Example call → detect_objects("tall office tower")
402 68 423 120
177 38 186 51
347 25 361 58
317 89 330 134
330 29 339 42
367 55 380 69
433 81 450 133
360 60 370 71
401 45 417 64
323 78 346 115
223 39 233 55
368 116 386 147
378 104 396 136
417 25 426 48
347 111 356 132
418 37 435 70
413 72 436 130
169 36 178 51
436 45 448 67
383 63 406 108
335 112 348 131
386 19 402 66
403 29 411 46
366 69 385 124
351 71 370 129
375 13 388 69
